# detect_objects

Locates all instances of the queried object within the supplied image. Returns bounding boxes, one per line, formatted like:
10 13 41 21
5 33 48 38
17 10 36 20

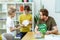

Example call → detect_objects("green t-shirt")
37 16 57 31
38 23 47 34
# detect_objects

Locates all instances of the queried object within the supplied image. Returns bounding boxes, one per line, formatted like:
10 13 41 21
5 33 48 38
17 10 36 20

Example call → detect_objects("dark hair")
40 9 48 16
24 5 31 11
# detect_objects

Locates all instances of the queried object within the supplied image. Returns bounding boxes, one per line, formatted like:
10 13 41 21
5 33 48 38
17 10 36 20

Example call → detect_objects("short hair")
40 9 48 16
24 5 31 11
8 6 16 15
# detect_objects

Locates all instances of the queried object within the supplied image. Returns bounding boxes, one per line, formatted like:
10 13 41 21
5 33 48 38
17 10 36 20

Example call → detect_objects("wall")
42 0 60 31
33 0 42 14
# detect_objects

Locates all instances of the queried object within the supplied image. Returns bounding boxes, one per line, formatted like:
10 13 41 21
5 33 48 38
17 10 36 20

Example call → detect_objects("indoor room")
0 0 60 40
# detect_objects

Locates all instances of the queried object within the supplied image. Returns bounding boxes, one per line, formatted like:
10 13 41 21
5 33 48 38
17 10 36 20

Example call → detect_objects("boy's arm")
10 27 19 32
29 15 32 24
46 26 58 34
35 25 41 34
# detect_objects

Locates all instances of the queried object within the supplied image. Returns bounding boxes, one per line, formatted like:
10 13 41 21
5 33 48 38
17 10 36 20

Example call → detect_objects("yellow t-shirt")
18 14 32 32
0 35 2 40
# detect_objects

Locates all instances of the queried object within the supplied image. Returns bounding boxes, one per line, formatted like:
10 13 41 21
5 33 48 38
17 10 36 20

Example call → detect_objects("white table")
22 32 60 40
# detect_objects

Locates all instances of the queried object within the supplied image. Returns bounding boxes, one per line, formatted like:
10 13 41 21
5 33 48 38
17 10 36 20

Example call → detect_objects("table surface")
22 32 45 40
22 32 60 40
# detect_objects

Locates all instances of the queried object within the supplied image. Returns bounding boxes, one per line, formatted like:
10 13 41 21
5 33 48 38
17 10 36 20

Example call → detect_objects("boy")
17 5 32 39
6 6 20 36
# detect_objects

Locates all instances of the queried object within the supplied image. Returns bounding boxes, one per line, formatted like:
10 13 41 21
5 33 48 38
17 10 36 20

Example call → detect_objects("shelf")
16 11 24 13
0 0 33 3
0 19 6 20
0 1 34 30
0 28 6 34
0 2 33 4
0 28 6 30
0 11 7 13
0 13 7 19
14 20 19 22
16 2 33 4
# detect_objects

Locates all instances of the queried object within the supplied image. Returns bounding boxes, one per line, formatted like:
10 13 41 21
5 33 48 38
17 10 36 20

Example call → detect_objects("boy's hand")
46 31 52 35
17 26 20 29
20 24 24 27
36 31 41 34
29 21 32 24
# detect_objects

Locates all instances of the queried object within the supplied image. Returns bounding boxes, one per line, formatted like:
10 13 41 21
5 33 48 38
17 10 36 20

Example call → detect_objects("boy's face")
40 12 44 19
11 12 16 17
40 12 46 20
24 10 29 14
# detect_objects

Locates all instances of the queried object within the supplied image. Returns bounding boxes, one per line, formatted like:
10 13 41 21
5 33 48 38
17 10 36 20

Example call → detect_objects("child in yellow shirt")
16 5 32 39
